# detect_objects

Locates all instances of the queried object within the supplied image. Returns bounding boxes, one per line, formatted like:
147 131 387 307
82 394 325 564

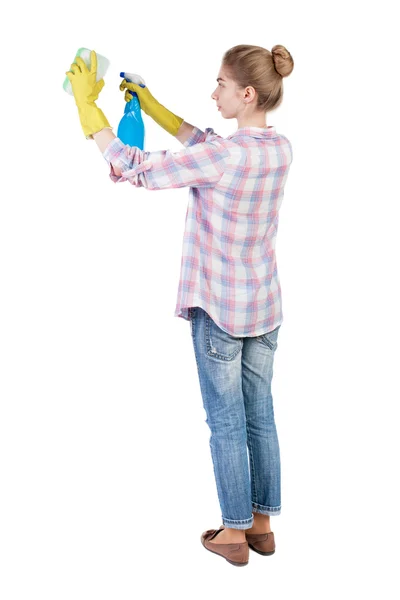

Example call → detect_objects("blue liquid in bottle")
117 72 146 149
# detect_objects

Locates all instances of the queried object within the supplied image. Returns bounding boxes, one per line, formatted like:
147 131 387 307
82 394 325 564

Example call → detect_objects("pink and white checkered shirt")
102 125 293 337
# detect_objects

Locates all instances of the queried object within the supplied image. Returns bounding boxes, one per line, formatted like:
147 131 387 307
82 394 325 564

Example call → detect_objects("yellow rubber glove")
65 50 112 139
119 78 184 137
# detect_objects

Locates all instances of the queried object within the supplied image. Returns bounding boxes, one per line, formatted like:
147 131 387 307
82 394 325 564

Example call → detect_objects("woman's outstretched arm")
96 130 229 190
92 120 197 175
92 119 196 151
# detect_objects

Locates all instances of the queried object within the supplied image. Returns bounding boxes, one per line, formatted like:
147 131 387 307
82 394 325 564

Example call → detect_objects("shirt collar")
228 126 277 139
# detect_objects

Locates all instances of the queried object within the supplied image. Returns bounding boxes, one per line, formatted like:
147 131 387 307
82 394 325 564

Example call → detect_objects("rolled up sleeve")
103 133 229 190
183 126 221 147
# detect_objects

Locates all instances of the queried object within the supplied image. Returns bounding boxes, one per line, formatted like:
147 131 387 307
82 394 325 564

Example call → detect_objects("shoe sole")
247 543 275 556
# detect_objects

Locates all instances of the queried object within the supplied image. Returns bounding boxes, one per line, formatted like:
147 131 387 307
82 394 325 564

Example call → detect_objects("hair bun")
271 45 294 78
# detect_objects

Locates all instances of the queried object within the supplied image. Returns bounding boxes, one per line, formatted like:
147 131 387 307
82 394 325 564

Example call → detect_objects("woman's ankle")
250 512 272 532
222 527 247 541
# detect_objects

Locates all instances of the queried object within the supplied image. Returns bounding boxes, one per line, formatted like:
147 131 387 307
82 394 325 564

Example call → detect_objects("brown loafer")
245 531 276 556
201 527 249 566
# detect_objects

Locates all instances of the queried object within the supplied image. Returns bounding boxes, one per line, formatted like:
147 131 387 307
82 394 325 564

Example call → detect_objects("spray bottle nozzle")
119 72 146 87
120 72 132 83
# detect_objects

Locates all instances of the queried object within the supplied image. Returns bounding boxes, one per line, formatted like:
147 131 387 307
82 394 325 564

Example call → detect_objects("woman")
66 43 294 567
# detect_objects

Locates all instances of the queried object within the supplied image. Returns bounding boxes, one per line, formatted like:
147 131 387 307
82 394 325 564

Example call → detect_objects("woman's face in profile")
211 65 243 119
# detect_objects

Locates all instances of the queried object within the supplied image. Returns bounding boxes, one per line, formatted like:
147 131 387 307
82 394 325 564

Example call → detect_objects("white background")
1 0 399 597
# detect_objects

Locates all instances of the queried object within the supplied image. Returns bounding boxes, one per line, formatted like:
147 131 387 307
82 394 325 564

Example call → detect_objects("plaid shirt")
102 125 293 337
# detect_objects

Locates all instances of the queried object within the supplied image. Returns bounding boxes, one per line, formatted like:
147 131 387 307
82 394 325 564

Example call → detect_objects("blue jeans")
189 306 281 530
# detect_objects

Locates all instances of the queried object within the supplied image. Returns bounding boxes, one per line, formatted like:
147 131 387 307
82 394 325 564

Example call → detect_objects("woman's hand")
66 50 105 108
65 50 111 139
119 78 184 137
119 78 157 116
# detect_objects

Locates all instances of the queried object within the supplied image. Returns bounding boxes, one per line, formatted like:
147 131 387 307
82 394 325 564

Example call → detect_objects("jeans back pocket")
257 324 281 351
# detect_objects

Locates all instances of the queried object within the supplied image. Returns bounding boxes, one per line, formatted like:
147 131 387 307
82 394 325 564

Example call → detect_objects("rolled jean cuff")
222 515 254 530
252 502 281 516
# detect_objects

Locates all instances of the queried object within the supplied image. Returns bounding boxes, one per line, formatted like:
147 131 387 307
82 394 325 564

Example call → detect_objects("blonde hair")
222 44 294 112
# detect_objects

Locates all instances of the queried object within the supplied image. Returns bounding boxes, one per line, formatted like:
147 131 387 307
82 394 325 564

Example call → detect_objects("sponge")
63 47 110 95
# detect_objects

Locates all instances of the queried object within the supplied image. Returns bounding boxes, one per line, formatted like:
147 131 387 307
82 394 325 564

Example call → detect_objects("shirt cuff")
183 126 209 147
102 137 152 185
103 138 128 182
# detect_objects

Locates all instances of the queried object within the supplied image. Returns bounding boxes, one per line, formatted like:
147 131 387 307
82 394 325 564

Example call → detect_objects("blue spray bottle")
117 72 146 149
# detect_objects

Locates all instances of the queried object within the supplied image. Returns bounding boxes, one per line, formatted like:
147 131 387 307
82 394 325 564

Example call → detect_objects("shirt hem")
175 303 282 338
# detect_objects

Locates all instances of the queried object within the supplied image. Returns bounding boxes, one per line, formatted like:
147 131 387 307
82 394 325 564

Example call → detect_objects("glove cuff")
77 102 112 139
150 103 184 136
